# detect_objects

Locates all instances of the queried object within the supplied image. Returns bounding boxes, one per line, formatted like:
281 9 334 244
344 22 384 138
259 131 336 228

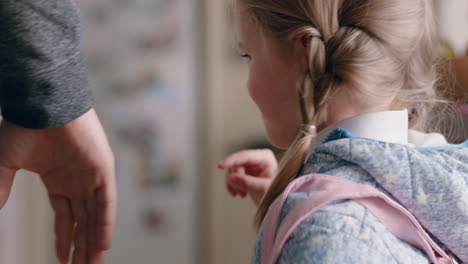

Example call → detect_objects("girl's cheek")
247 67 261 103
247 73 267 108
247 61 277 116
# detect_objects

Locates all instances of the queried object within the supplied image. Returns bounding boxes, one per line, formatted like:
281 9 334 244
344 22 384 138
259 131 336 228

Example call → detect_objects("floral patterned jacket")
252 129 468 264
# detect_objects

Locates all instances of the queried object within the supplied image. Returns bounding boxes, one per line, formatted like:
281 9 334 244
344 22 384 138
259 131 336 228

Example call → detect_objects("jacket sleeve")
0 0 93 129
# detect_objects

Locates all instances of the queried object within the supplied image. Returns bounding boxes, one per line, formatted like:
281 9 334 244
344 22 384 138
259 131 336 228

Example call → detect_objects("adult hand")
218 149 277 206
0 108 117 264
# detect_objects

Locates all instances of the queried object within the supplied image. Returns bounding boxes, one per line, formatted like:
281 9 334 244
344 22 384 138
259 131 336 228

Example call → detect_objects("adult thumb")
0 166 16 209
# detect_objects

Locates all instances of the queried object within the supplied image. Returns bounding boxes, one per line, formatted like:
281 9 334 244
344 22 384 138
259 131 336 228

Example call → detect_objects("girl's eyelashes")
240 53 252 62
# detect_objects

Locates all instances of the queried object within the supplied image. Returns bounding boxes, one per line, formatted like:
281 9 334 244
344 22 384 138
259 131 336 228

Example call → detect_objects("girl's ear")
300 35 310 48
293 35 310 71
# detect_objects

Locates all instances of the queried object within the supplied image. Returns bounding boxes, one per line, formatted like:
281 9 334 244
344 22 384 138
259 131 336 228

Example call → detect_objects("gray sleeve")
0 0 93 129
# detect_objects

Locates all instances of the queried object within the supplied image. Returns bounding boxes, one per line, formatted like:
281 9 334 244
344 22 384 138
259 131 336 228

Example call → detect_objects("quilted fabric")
252 128 468 264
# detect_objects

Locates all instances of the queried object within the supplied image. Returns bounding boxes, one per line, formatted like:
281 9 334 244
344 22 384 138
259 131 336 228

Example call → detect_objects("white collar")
308 109 409 154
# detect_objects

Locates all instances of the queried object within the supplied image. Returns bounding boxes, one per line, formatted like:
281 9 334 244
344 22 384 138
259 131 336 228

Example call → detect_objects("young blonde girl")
218 0 467 263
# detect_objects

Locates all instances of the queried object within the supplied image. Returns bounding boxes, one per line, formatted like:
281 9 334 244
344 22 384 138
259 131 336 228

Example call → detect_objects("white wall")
436 0 468 57
0 171 56 264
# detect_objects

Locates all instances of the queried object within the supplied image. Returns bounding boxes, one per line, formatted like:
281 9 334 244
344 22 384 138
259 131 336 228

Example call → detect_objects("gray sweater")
0 0 93 129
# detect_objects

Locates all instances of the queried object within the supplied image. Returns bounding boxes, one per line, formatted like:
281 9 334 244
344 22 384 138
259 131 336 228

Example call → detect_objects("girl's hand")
218 149 278 206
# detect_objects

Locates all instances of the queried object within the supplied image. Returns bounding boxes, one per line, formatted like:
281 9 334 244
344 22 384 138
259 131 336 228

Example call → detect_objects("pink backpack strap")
261 174 456 264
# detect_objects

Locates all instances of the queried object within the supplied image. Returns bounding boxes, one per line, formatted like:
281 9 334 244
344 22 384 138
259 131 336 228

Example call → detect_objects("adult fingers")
86 194 106 264
50 196 74 264
0 166 16 208
95 183 117 252
218 149 276 170
71 199 87 264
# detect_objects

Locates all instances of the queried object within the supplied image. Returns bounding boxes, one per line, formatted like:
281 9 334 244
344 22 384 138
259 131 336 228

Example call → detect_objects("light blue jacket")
252 129 468 264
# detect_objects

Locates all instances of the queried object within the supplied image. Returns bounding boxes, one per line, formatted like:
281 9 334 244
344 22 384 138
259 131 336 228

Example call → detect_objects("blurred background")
0 0 467 263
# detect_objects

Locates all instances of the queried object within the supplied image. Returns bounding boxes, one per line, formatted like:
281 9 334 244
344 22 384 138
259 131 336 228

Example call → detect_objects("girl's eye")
240 53 252 62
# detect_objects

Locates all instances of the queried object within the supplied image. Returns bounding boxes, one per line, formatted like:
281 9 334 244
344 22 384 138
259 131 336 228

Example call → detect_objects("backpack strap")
261 174 456 264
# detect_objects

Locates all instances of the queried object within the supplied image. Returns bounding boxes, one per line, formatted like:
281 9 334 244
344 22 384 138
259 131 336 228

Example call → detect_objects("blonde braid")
255 27 338 227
